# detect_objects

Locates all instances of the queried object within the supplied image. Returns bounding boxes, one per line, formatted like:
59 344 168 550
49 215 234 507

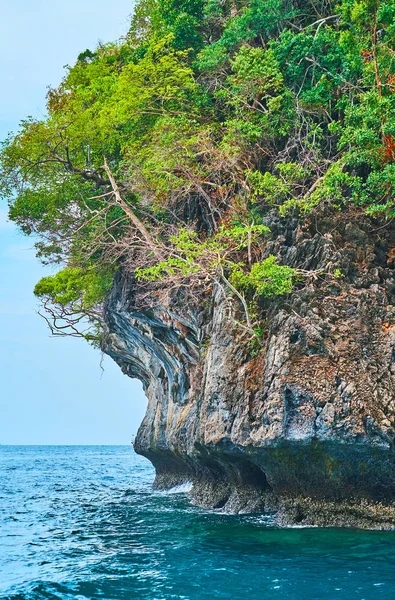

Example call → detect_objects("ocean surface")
1 446 395 600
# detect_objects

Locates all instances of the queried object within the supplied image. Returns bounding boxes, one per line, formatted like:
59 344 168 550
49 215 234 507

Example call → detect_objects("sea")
1 445 394 600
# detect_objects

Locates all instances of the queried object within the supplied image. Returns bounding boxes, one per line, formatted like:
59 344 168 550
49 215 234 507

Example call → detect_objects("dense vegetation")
2 0 395 343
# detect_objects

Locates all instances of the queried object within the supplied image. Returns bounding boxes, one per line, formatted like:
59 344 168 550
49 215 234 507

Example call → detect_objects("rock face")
103 213 395 528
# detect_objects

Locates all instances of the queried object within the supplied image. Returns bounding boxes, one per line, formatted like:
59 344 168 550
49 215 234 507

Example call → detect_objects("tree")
1 0 390 345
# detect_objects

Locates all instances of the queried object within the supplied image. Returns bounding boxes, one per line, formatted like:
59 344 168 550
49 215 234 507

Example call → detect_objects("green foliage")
230 255 296 297
136 224 273 282
33 267 114 343
196 0 297 71
136 226 297 329
2 0 395 339
248 323 265 355
34 268 113 309
247 163 308 207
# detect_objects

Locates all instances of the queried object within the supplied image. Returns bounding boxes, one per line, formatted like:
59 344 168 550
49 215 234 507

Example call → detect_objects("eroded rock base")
159 476 395 529
143 442 395 529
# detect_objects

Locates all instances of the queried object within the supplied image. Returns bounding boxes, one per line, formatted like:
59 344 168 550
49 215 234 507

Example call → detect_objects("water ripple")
1 446 395 600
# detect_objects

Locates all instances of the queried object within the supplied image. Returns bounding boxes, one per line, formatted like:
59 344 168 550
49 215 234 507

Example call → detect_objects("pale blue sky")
0 0 148 444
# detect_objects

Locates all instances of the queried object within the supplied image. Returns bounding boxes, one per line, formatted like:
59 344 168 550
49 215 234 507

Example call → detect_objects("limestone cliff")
103 212 395 528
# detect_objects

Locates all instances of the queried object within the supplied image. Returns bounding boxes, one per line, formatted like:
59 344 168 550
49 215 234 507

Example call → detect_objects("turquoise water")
1 446 394 600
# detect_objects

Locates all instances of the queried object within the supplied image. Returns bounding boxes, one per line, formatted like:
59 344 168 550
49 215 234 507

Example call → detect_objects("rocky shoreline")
103 212 395 528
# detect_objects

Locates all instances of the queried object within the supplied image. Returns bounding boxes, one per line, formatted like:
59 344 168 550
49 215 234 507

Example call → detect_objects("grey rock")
102 212 395 528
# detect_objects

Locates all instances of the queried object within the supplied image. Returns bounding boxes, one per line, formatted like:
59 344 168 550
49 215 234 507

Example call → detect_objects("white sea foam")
165 481 193 494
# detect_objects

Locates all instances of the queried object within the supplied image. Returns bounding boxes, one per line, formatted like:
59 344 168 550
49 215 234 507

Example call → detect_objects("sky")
0 0 148 445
